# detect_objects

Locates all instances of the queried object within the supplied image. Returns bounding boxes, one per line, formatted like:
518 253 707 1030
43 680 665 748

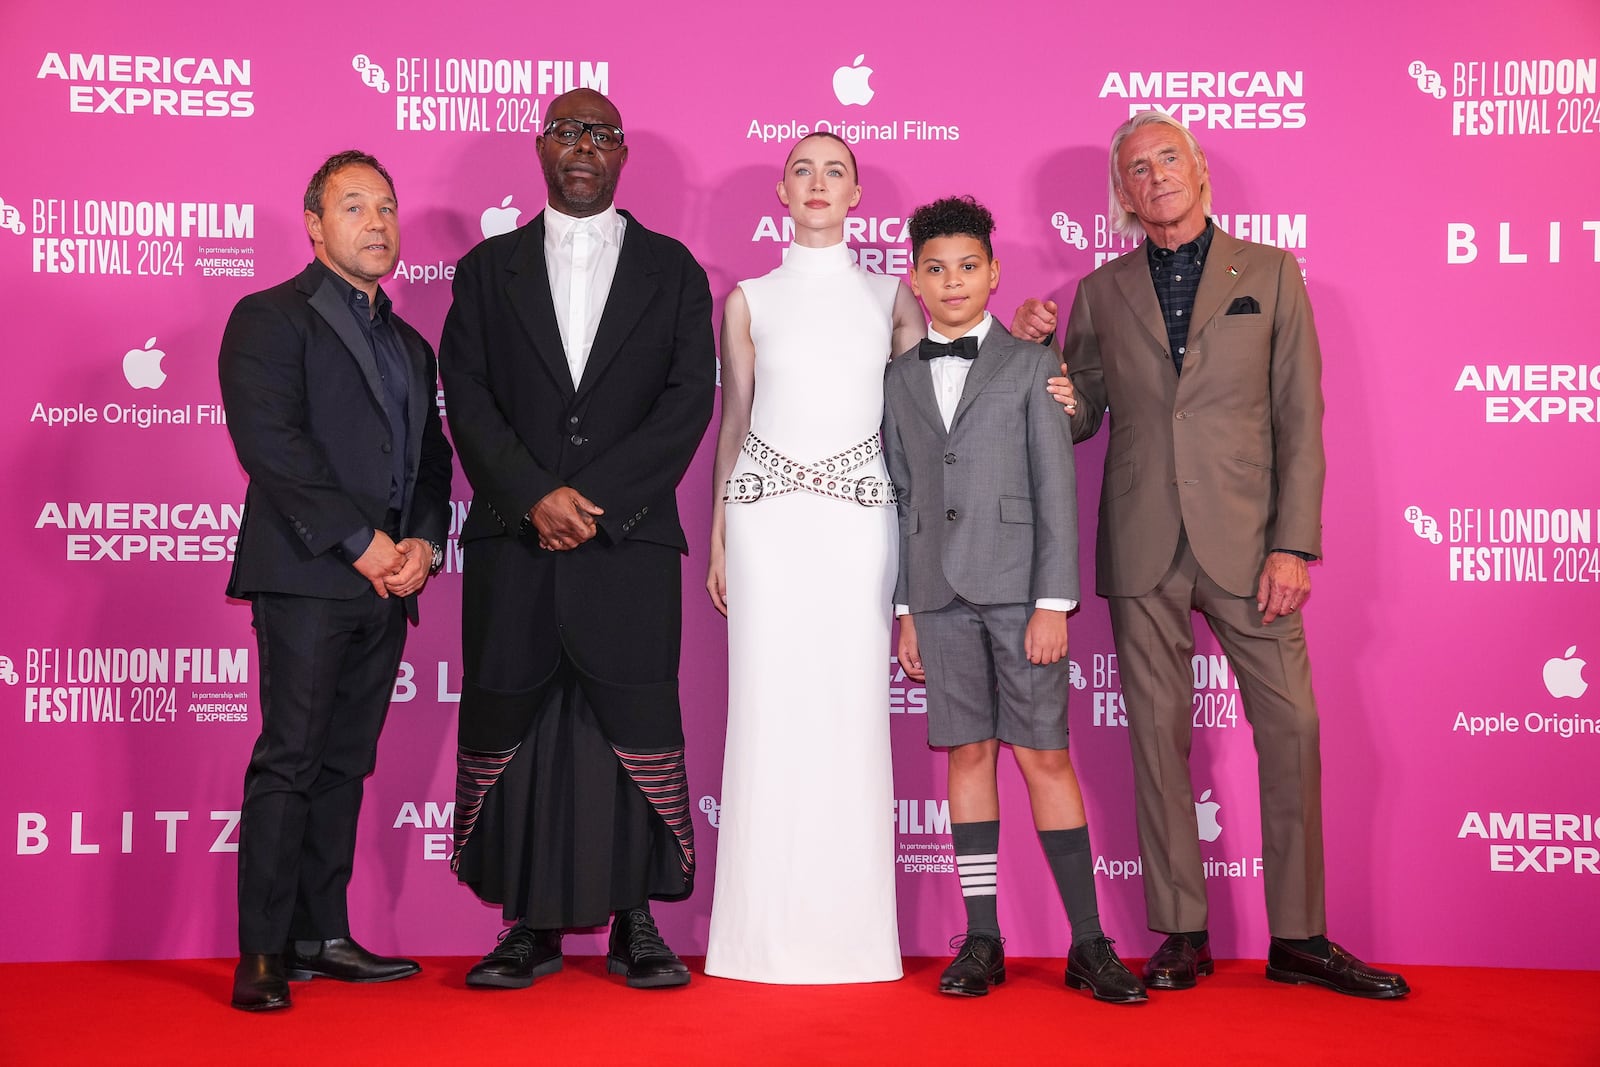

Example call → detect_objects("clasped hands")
352 530 434 598
530 486 604 552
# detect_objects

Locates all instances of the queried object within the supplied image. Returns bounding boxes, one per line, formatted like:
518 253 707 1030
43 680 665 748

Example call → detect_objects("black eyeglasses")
542 118 625 151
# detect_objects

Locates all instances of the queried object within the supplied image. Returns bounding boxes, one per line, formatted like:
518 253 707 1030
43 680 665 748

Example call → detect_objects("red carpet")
3 956 1596 1065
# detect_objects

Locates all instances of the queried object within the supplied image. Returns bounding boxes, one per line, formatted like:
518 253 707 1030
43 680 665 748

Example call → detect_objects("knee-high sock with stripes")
952 820 1001 938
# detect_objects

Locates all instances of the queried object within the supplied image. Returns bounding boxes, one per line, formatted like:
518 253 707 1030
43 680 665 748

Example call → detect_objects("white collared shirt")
897 311 1075 616
543 203 625 388
927 312 993 432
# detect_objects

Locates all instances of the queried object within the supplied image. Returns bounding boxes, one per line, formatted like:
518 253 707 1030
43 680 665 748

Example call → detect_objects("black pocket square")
1226 296 1260 315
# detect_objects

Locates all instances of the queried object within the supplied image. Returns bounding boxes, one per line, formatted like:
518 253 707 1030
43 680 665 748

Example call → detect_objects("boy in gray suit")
884 196 1144 1004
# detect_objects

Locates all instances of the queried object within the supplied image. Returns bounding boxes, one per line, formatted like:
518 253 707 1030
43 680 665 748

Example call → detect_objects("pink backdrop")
3 0 1597 969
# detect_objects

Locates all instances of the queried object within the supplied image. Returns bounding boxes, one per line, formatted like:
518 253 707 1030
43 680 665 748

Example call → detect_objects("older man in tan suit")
1014 111 1408 999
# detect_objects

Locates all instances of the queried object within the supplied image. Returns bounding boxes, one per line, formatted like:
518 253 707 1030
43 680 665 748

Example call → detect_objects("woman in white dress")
704 134 925 983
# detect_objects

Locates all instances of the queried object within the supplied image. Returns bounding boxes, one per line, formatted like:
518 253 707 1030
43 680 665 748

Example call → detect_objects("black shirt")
309 261 412 558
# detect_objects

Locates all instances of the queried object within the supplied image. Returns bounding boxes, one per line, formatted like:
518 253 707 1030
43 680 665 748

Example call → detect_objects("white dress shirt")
927 312 991 431
897 312 1076 615
543 203 625 388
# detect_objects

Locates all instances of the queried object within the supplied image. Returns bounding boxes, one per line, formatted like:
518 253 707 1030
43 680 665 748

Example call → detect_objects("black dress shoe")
466 922 563 989
1142 933 1214 990
607 908 690 989
285 937 420 983
1266 938 1411 999
231 953 290 1012
1065 937 1148 1004
938 933 1005 997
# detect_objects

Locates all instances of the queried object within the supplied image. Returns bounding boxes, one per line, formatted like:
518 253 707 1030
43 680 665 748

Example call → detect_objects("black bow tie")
919 335 979 361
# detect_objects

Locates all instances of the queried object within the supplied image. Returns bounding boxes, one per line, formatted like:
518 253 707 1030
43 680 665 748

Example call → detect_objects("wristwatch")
427 541 444 575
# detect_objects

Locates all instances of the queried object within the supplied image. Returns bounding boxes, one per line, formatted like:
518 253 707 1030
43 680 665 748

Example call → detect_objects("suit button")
946 508 957 521
943 453 956 464
381 442 393 452
570 434 585 446
568 416 579 426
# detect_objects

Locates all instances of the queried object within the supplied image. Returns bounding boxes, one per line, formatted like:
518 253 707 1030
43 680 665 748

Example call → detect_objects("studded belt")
723 431 896 507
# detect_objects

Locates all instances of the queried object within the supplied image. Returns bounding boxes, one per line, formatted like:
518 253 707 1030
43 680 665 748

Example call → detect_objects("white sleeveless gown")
705 241 902 983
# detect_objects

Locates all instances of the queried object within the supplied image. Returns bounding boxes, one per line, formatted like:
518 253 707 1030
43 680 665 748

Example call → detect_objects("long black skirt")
453 669 693 929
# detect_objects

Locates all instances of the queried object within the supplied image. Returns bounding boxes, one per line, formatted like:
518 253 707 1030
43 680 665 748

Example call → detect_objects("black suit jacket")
440 210 714 683
220 260 453 620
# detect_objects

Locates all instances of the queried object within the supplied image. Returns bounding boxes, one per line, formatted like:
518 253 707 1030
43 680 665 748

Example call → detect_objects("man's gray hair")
1107 110 1211 241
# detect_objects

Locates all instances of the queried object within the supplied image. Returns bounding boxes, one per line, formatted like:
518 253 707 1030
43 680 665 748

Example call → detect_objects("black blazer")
219 261 453 618
439 210 714 682
440 210 714 553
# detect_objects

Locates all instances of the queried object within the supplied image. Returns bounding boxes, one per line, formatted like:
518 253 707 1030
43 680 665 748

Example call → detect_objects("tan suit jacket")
1063 228 1325 598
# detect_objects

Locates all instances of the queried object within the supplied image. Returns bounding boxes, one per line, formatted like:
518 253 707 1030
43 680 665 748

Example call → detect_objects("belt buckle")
854 477 890 507
729 473 764 503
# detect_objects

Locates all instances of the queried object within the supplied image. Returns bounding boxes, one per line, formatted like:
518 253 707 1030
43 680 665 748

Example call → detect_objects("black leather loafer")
1266 938 1410 999
1142 933 1214 990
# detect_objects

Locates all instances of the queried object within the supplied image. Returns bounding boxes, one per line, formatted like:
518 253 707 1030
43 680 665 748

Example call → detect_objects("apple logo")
123 336 167 390
1543 645 1589 699
480 195 522 239
832 54 875 107
1195 789 1222 843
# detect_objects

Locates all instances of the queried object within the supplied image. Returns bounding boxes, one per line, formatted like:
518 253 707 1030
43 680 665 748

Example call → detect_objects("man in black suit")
219 150 453 1011
441 89 714 990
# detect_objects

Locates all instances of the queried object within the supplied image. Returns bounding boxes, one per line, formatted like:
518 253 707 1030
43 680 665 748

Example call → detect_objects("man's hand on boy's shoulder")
1024 608 1069 666
1012 298 1058 345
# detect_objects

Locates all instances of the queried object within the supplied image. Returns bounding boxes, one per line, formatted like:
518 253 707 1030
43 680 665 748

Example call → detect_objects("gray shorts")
913 598 1071 750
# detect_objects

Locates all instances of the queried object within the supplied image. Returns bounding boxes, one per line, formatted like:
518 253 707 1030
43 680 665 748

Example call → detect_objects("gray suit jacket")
882 322 1079 614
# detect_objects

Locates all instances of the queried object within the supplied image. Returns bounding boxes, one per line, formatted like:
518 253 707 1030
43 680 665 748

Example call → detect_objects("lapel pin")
1226 265 1239 277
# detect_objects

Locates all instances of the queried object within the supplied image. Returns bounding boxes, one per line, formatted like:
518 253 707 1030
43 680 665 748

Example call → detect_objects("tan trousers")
1108 537 1327 939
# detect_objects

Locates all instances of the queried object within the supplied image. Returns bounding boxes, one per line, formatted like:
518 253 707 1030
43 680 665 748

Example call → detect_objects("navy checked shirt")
1146 219 1214 376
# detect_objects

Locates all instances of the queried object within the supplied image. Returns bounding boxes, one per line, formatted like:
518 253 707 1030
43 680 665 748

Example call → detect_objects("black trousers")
236 589 407 953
